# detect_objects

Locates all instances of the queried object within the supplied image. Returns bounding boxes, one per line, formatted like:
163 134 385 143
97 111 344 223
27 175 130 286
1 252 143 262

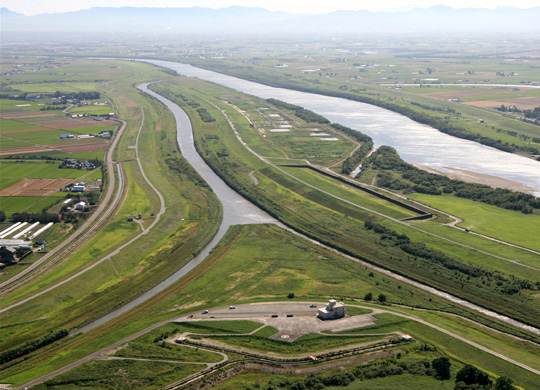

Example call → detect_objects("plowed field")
0 178 73 196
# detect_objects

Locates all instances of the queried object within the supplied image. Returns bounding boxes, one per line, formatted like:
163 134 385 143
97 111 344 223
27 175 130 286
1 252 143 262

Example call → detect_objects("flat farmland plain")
0 178 74 197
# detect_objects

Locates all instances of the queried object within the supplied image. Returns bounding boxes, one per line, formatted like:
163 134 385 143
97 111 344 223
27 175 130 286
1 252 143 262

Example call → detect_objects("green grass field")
1 163 84 179
43 359 202 390
280 166 418 220
0 99 48 111
0 118 46 132
0 196 47 212
410 193 540 251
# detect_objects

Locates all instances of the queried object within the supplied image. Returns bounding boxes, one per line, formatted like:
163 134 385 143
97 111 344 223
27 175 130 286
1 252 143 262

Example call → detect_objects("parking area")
174 302 379 342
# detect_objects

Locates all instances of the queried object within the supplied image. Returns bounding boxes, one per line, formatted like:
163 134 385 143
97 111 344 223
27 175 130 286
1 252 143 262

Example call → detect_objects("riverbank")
412 164 536 194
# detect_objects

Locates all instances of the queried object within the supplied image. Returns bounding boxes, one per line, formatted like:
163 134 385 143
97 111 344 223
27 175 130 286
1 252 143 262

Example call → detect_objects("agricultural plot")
0 110 56 120
0 196 45 212
0 145 57 156
25 195 68 212
0 99 47 111
0 118 47 132
0 163 84 179
0 178 74 197
0 140 29 149
7 82 99 94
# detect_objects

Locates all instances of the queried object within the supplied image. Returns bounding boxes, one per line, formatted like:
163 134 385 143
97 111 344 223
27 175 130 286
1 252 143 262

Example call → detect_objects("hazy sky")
5 0 539 16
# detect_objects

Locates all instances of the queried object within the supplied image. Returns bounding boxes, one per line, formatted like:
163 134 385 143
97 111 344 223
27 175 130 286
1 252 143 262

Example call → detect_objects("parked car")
202 310 208 314
229 306 237 309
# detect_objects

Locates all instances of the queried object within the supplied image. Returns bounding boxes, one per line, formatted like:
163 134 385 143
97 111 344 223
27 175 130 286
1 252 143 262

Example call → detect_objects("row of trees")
0 329 68 365
361 146 540 213
364 220 538 296
10 212 60 224
266 98 330 124
329 123 374 175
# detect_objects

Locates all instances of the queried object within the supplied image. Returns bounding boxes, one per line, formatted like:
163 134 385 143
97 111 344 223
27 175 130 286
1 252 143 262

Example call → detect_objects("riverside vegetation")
1 56 539 389
150 78 540 332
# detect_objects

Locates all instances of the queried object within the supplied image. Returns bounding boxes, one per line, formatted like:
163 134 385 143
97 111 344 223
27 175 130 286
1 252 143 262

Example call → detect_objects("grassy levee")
201 333 387 355
151 78 540 333
0 61 221 364
2 224 537 388
179 58 540 155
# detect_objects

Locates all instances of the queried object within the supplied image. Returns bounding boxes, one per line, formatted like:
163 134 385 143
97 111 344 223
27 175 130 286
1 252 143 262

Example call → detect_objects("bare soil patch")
50 139 109 153
0 178 73 196
0 111 55 119
421 89 514 100
0 145 54 156
1 128 54 134
463 97 540 110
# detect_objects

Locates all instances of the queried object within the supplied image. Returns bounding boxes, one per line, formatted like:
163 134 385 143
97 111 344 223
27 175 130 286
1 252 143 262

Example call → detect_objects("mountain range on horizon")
2 5 539 35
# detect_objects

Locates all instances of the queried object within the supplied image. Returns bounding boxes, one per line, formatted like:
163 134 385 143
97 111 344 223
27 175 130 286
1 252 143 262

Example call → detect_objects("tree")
456 365 491 387
287 292 295 299
378 294 387 303
432 357 451 380
495 377 516 390
364 292 373 301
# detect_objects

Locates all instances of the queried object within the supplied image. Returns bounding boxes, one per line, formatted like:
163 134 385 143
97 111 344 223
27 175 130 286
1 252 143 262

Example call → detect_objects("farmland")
0 36 539 390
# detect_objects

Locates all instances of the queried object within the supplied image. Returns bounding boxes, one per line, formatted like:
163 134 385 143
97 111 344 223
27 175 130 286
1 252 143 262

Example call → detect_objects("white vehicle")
229 306 237 309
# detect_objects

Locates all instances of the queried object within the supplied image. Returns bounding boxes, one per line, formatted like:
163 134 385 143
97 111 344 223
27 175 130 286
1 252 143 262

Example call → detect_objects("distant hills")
1 6 539 35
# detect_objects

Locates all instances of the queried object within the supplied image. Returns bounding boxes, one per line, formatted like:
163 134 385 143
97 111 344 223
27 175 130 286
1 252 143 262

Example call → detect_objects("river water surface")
144 60 540 197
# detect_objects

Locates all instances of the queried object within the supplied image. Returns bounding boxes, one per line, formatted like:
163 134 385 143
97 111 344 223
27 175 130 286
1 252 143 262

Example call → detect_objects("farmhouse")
74 201 86 211
317 299 346 320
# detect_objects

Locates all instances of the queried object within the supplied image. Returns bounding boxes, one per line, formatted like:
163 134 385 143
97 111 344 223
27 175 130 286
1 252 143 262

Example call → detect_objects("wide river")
144 59 540 197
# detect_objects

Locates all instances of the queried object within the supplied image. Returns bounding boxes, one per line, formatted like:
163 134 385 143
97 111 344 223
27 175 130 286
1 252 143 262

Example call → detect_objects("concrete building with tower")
317 299 345 320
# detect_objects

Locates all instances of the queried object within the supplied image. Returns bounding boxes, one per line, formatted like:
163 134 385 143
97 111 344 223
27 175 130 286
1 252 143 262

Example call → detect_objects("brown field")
421 89 515 100
0 145 55 156
0 128 53 134
51 139 109 153
0 178 73 197
31 118 118 129
0 111 55 119
463 97 540 110
0 138 109 156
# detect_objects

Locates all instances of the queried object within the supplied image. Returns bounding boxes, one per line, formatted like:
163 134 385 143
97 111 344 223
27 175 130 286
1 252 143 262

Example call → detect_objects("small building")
127 216 134 222
71 185 86 192
74 201 86 211
317 299 346 320
402 334 413 342
0 246 16 262
60 134 74 139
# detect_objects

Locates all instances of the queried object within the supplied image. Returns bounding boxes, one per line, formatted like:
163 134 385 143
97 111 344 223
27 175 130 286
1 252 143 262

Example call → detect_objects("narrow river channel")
142 59 540 197
76 72 540 337
75 82 276 333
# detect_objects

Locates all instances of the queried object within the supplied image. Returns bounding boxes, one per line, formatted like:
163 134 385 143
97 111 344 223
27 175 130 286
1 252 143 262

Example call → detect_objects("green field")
280 166 418 220
0 178 21 191
43 359 202 390
0 163 85 179
0 118 46 131
0 196 46 212
4 129 65 141
0 99 46 111
410 193 540 251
